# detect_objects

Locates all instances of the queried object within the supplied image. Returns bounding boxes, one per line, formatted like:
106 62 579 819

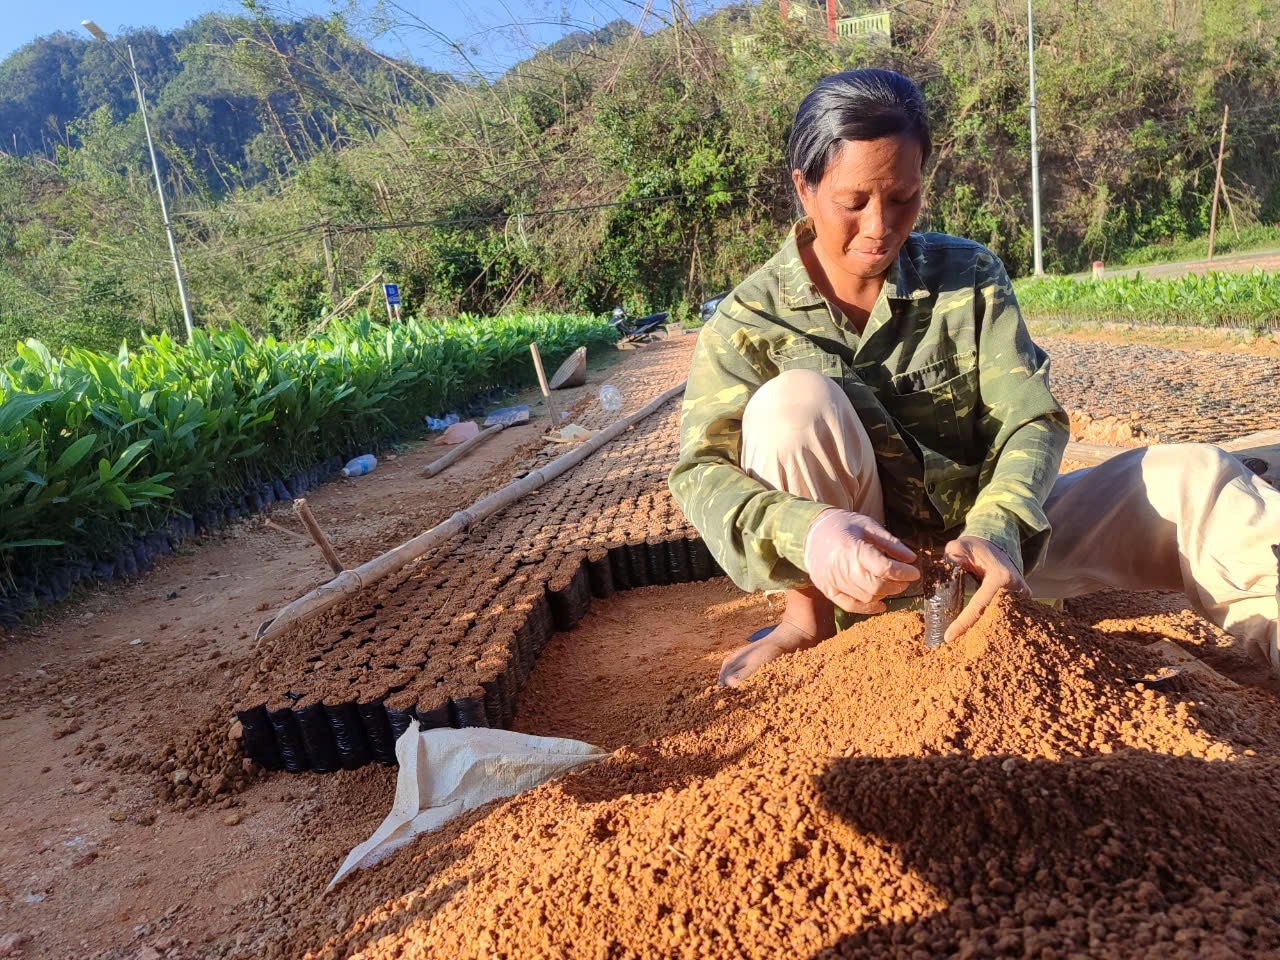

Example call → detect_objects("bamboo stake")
256 381 686 644
1208 104 1229 262
1221 176 1241 239
320 219 338 303
421 423 504 478
261 518 312 542
529 342 560 425
293 499 345 575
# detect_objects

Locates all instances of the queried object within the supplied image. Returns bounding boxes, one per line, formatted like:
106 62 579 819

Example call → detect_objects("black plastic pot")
49 569 72 603
147 532 172 558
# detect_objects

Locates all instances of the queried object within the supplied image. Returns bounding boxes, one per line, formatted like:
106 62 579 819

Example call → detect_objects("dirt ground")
0 340 661 959
0 327 1277 959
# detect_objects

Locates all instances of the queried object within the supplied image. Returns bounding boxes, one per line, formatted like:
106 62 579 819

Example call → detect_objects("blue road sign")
383 283 401 306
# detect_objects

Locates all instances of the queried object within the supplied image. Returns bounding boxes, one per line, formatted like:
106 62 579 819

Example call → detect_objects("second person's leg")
1028 443 1280 670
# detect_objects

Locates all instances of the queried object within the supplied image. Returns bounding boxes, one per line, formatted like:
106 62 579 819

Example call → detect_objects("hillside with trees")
0 15 446 188
2 0 1278 352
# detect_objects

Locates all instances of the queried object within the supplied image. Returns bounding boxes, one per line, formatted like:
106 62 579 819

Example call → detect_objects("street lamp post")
1027 0 1045 276
82 20 195 340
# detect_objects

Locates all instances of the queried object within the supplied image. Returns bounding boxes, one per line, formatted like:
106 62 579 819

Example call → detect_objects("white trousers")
741 369 1280 670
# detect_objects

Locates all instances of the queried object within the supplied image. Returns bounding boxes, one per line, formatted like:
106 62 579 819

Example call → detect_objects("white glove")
803 509 920 614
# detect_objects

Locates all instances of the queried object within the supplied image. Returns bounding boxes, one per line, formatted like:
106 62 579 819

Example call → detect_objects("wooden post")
293 499 345 574
529 342 560 425
1208 104 1229 262
827 0 837 41
320 220 338 304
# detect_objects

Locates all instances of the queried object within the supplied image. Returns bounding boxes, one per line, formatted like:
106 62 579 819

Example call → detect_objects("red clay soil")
511 579 774 748
263 593 1280 960
1067 409 1152 447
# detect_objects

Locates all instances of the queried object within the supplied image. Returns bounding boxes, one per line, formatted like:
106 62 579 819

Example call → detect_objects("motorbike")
609 292 729 344
609 305 670 343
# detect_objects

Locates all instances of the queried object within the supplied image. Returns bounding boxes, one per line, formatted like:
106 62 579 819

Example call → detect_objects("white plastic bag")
328 721 605 890
544 423 599 444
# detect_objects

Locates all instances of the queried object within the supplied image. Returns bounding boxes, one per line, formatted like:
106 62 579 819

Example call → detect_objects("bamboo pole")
529 342 560 425
1221 177 1241 239
293 499 345 575
256 381 687 644
421 423 504 478
1208 104 1229 262
320 219 338 303
261 518 312 542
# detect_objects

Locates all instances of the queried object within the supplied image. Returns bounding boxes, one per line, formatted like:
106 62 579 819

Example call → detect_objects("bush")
1014 270 1280 332
0 309 615 613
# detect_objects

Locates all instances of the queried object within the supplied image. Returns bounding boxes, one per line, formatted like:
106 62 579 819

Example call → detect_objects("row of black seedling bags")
237 694 490 773
237 536 725 773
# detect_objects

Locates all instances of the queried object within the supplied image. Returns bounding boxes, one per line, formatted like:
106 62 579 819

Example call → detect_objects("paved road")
1070 247 1280 280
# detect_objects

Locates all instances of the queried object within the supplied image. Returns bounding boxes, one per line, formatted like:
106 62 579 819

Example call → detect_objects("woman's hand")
942 536 1030 643
804 509 921 614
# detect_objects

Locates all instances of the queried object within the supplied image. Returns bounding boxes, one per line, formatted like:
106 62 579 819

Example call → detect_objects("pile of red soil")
272 594 1280 959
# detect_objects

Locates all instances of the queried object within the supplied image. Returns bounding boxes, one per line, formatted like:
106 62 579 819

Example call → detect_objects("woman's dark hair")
787 68 932 188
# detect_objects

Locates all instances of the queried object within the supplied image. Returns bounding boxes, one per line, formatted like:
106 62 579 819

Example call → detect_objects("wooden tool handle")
293 498 345 574
421 423 504 479
529 342 560 425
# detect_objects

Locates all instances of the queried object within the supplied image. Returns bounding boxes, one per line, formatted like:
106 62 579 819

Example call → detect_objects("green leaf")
0 389 64 435
51 434 98 475
108 439 153 478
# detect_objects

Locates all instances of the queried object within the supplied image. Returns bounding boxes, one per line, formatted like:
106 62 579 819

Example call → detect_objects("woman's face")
792 135 923 284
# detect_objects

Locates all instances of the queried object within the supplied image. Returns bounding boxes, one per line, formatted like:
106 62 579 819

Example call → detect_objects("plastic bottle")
341 454 377 477
598 384 623 413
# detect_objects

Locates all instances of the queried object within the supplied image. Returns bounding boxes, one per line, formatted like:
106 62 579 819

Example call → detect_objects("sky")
1 0 689 75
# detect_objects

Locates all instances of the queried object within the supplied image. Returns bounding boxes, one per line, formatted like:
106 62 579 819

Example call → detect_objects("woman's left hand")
942 536 1030 643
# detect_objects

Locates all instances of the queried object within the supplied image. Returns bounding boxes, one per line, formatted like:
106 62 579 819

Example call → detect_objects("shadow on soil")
556 738 753 804
807 750 1280 957
1063 589 1280 694
300 839 483 957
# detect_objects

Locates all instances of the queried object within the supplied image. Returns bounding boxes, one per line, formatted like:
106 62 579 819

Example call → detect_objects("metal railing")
836 12 891 38
731 34 762 58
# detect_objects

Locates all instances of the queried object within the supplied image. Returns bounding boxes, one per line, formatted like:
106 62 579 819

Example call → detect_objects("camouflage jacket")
668 222 1068 594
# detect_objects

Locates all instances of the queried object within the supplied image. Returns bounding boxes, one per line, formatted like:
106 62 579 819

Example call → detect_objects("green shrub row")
0 310 616 609
1014 270 1280 331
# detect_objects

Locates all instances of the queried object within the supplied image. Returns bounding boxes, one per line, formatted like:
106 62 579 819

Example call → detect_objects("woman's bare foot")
718 587 836 687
